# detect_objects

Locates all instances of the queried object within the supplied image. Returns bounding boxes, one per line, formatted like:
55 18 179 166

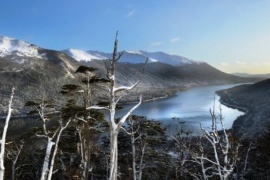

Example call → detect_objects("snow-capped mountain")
62 49 108 61
0 35 253 116
62 49 200 66
0 36 42 58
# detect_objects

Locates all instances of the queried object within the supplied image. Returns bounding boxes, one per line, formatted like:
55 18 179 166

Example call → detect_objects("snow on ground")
64 49 107 61
0 36 42 58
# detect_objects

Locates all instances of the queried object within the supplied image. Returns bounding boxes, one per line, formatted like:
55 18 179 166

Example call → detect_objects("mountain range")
231 72 270 79
62 49 199 66
0 36 256 115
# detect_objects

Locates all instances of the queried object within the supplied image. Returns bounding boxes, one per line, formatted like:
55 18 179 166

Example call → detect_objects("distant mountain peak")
62 48 108 62
62 49 200 66
0 36 42 58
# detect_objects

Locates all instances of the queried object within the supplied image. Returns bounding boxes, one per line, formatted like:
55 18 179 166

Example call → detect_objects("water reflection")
116 84 245 134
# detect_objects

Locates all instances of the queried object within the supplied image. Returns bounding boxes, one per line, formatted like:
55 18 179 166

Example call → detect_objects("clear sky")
1 0 270 74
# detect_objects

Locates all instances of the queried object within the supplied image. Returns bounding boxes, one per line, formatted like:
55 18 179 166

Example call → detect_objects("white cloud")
150 41 162 46
170 37 180 43
126 9 136 17
235 61 247 65
221 62 229 66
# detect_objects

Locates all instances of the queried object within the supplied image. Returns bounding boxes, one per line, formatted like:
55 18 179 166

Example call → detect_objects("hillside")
231 72 270 79
216 79 270 138
0 36 82 114
0 36 256 115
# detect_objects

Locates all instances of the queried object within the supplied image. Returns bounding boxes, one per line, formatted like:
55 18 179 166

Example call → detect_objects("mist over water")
116 84 245 134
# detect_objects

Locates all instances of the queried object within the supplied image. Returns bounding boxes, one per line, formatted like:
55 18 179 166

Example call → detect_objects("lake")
116 84 245 135
2 84 245 137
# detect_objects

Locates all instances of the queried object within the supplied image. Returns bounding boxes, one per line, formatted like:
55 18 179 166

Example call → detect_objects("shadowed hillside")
217 79 270 138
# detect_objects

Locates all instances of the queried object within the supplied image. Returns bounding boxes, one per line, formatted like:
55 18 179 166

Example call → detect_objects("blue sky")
1 0 270 74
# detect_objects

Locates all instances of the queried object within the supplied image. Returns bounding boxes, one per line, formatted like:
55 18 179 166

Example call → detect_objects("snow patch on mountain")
0 36 42 58
62 49 108 61
124 50 158 63
137 51 200 65
62 49 199 66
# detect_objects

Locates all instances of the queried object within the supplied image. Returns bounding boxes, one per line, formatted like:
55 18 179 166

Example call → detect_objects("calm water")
116 84 245 134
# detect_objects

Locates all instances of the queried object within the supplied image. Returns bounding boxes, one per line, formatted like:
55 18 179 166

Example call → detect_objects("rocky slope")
216 79 270 139
0 36 82 115
0 36 256 115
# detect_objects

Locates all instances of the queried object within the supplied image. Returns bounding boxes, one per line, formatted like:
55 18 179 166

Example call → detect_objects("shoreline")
218 99 248 113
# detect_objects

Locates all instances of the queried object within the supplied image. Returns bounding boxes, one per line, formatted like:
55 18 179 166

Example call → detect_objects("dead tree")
5 140 24 180
192 103 240 180
0 87 15 180
87 32 147 180
170 118 194 179
61 66 108 180
25 99 71 180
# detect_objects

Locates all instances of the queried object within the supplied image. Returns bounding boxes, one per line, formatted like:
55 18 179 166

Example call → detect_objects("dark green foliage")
81 76 110 84
25 99 55 109
25 100 39 106
75 65 97 73
96 101 123 109
234 127 270 179
102 115 174 179
26 109 39 115
60 84 81 95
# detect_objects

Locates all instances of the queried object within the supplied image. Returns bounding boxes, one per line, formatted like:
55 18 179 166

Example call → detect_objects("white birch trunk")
11 143 23 180
196 105 238 180
47 118 71 180
109 128 118 180
137 143 146 180
99 32 145 180
131 125 137 180
40 139 55 180
0 87 15 180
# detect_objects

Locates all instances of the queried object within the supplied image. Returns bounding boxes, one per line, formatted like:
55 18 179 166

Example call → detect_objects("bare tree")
192 103 240 180
123 115 168 180
240 140 257 178
25 99 71 180
5 140 24 180
170 118 195 179
87 32 147 180
0 87 15 180
61 65 108 180
127 116 147 180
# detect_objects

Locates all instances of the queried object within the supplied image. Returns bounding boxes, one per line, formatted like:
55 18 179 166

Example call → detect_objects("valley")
0 36 257 116
1 35 267 139
0 35 269 179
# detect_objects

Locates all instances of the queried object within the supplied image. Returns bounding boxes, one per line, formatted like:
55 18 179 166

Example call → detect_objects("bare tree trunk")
0 87 15 180
87 32 146 180
40 139 55 180
11 161 15 180
194 103 239 180
243 141 256 175
137 144 146 180
131 126 137 180
109 129 118 180
47 118 71 180
11 142 24 180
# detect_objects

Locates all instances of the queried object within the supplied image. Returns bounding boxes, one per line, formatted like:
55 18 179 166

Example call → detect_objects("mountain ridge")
62 48 201 66
0 35 257 115
231 72 270 79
